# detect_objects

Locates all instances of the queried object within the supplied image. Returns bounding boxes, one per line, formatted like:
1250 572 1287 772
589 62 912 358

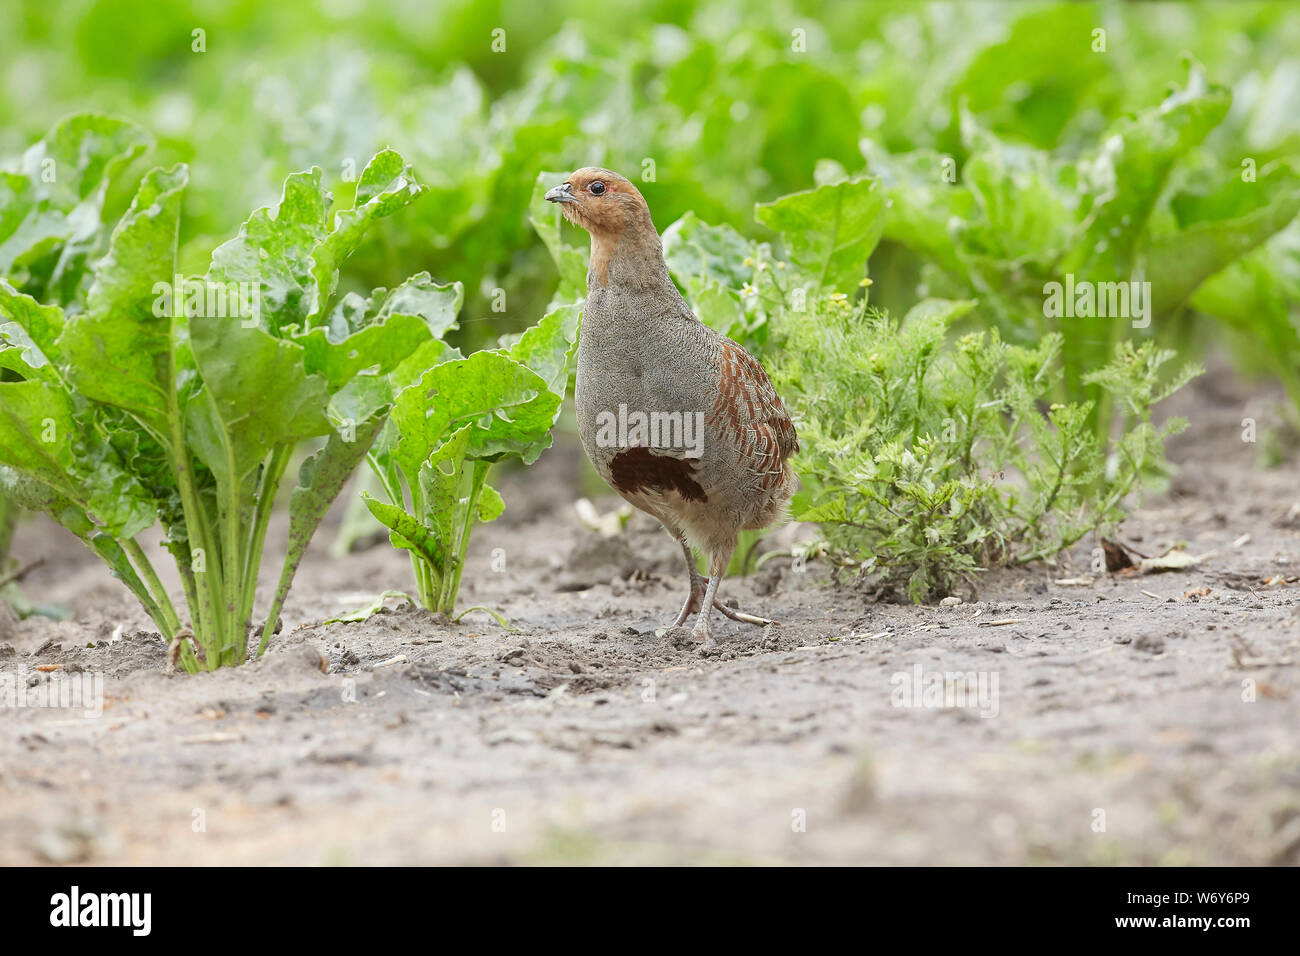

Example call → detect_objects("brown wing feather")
709 339 799 497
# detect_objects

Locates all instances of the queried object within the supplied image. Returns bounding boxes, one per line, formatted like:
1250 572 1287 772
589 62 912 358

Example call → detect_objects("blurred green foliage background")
3 0 1298 382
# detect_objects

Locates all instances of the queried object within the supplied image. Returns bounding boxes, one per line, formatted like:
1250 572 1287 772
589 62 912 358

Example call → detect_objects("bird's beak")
544 182 576 204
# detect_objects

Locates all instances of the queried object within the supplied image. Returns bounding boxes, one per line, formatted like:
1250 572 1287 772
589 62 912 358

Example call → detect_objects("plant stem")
124 538 181 637
440 461 489 616
239 445 291 656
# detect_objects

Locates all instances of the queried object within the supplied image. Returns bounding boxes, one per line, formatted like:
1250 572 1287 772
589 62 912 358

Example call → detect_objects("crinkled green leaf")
506 301 580 400
57 164 190 442
0 380 153 538
0 280 66 375
305 149 426 324
754 177 887 293
662 211 753 297
393 349 561 470
959 121 1075 265
416 423 473 560
186 322 332 487
0 379 78 497
0 113 151 303
1063 61 1231 283
206 168 332 334
859 141 976 278
298 273 461 392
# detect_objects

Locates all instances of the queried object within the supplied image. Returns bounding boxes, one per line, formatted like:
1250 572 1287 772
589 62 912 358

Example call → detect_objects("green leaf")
662 211 753 296
901 298 978 330
207 151 426 337
959 121 1074 265
953 3 1100 149
11 113 151 210
0 113 151 303
754 178 887 293
362 492 445 576
206 168 332 335
505 301 581 400
322 589 413 625
1147 162 1300 312
1063 61 1231 283
393 349 561 471
0 280 67 376
859 142 976 278
692 284 745 338
297 273 461 392
0 383 153 539
478 483 504 522
0 379 79 498
305 149 426 325
186 322 332 487
1191 227 1300 403
416 423 474 562
57 164 189 443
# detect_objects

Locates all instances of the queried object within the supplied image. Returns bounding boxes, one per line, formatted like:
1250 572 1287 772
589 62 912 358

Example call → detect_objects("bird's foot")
691 620 716 649
669 581 706 628
712 599 773 627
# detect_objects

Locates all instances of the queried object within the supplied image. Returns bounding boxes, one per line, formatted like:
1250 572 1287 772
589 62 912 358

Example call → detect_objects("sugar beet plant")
358 297 580 623
0 114 153 601
0 134 456 670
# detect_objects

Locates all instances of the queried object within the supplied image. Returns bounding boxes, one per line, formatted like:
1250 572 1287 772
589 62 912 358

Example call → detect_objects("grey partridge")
546 167 798 646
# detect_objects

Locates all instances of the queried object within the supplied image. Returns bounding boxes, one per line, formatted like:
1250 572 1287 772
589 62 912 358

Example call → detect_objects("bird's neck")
588 222 670 292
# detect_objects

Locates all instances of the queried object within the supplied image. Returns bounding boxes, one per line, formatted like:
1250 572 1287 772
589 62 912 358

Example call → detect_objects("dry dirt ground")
1 373 1298 866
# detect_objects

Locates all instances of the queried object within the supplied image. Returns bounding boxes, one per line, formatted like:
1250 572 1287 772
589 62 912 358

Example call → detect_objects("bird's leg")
691 571 724 647
670 540 706 627
691 546 776 645
691 547 734 647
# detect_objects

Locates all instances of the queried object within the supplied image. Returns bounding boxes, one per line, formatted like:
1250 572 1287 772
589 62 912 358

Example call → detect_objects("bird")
545 167 798 647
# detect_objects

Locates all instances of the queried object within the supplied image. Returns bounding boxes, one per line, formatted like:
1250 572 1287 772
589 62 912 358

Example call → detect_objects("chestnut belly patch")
609 447 707 503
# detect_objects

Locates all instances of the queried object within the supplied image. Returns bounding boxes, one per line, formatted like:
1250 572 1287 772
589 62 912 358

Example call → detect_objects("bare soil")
1 371 1298 866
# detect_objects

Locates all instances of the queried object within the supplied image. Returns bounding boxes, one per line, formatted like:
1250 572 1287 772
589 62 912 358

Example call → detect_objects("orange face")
544 167 649 236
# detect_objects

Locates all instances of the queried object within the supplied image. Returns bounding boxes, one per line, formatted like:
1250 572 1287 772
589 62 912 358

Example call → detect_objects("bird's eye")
589 181 606 196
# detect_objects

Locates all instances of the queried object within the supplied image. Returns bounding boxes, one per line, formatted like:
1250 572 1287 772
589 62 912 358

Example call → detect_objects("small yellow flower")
859 277 873 288
776 261 786 269
743 256 754 267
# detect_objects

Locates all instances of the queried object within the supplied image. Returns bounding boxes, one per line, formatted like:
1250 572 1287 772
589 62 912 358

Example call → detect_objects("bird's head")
544 167 653 240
